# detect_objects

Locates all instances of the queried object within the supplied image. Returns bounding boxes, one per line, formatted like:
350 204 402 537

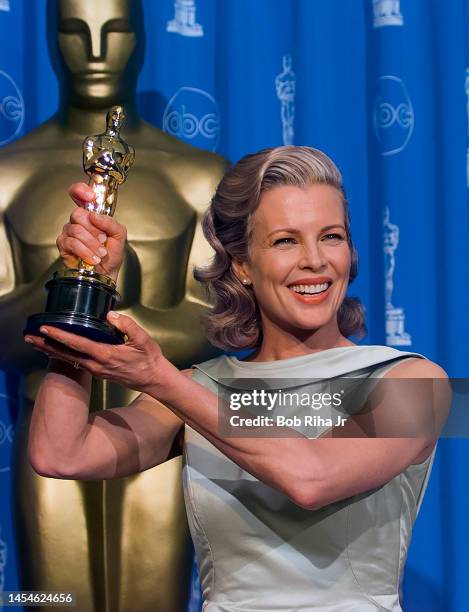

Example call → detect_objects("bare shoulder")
381 355 451 449
384 356 448 380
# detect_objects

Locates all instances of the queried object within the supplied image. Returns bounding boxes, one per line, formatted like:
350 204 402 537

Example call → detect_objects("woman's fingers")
68 182 95 207
88 211 127 242
24 315 163 393
34 326 111 364
57 222 107 266
62 208 126 255
67 184 126 242
61 184 127 282
35 315 151 358
67 189 126 243
24 334 93 369
107 312 149 346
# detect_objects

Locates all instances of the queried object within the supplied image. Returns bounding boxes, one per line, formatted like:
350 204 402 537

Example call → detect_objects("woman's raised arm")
28 358 183 480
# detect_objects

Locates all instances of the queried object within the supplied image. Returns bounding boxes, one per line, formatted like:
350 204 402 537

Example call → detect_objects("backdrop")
1 1 468 611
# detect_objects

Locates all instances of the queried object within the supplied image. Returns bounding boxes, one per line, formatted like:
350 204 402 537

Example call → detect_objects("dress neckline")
225 345 362 370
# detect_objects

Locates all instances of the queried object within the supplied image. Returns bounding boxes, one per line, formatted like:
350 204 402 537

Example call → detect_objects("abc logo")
373 75 414 156
163 87 220 152
0 70 24 146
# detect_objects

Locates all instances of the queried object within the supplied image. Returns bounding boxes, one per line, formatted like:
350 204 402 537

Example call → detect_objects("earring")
242 279 250 285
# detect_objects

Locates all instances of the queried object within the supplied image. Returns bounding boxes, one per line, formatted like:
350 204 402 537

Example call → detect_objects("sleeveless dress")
183 345 436 612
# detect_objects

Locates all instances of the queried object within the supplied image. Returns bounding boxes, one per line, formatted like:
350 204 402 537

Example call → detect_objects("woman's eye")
273 237 297 245
323 233 344 241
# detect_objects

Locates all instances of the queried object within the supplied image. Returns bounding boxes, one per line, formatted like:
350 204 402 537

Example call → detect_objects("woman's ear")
232 260 252 286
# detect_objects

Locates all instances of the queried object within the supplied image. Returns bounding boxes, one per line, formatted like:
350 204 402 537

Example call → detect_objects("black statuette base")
24 271 125 345
24 312 125 344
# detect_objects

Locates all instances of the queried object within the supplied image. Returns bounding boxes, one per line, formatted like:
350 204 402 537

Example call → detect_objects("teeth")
290 283 330 295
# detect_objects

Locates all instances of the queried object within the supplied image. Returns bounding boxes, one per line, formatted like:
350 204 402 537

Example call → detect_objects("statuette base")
24 270 124 344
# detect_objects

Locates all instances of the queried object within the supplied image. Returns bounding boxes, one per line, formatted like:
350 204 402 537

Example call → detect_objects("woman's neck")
247 320 355 362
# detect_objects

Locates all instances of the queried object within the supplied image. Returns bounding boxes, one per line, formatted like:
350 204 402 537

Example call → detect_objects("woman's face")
240 184 352 337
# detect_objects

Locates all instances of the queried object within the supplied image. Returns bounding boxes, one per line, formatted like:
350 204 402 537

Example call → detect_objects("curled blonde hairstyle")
194 146 366 350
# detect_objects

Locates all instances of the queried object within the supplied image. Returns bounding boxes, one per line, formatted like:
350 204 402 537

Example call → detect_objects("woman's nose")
298 243 327 270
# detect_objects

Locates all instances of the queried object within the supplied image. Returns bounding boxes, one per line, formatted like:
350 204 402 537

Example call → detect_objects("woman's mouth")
288 282 332 304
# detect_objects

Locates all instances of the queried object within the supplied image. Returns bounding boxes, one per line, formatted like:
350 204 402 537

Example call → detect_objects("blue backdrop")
1 1 468 610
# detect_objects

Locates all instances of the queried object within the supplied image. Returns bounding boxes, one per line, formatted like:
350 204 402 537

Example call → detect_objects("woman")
25 146 448 611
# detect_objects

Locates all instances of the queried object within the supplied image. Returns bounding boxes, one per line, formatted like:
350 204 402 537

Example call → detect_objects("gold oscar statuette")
24 105 135 344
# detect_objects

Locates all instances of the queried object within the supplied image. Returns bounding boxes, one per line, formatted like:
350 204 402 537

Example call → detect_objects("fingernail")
39 327 49 335
98 247 107 257
24 337 33 343
86 190 95 199
93 256 101 264
108 311 119 319
98 234 107 243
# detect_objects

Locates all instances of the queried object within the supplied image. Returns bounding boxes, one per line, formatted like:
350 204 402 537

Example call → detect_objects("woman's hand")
57 182 127 283
24 312 169 395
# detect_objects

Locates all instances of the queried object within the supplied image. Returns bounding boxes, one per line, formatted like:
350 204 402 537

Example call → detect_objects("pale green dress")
183 345 435 611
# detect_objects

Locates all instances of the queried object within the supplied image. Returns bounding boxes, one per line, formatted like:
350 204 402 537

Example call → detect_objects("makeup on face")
243 184 351 336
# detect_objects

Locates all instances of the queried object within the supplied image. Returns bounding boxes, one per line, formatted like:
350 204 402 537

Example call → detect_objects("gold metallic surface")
1 0 226 610
79 105 135 273
56 268 117 289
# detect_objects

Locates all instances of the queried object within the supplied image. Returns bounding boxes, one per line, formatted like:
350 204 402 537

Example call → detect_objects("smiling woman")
25 145 450 612
194 146 365 357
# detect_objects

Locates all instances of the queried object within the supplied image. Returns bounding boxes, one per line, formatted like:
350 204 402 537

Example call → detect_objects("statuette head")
48 0 145 108
107 106 125 134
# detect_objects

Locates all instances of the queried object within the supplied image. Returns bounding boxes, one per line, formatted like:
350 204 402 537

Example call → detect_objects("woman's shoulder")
319 345 448 383
380 352 448 380
357 344 446 380
371 349 451 439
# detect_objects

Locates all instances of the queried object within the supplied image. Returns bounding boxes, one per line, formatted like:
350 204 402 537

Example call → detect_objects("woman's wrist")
47 358 92 389
144 355 183 402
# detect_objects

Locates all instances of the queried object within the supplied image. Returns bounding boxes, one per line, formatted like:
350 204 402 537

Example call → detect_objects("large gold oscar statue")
0 1 225 610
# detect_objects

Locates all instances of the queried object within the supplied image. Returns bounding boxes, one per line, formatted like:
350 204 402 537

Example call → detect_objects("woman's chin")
282 315 335 336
